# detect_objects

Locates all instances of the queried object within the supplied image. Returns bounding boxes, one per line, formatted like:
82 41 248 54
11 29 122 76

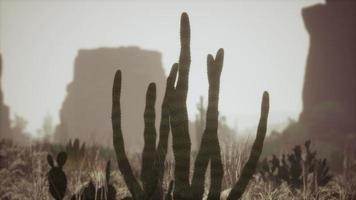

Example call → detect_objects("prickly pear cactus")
47 152 68 200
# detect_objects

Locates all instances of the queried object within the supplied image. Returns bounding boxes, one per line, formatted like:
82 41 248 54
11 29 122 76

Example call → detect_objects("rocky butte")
55 47 166 152
0 54 12 139
300 0 356 147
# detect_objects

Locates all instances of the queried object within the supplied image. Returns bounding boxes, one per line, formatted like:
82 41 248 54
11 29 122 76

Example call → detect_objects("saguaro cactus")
112 63 178 199
166 13 269 200
112 12 270 200
168 13 192 199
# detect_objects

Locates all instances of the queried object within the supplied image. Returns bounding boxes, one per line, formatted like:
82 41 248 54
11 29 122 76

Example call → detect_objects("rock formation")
0 54 12 139
55 47 166 152
300 0 356 146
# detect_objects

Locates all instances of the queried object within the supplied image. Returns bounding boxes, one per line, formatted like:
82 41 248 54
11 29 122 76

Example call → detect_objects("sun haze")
0 0 324 135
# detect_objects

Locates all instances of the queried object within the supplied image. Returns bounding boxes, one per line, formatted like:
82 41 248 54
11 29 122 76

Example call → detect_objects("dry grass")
0 139 355 200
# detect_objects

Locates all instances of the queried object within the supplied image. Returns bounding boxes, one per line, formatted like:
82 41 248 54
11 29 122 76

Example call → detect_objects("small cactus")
66 138 86 160
47 150 115 200
259 140 333 190
47 152 68 200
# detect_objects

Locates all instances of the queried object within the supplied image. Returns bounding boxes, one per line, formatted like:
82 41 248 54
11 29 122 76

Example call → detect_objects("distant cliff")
55 47 166 152
300 1 356 146
0 54 12 139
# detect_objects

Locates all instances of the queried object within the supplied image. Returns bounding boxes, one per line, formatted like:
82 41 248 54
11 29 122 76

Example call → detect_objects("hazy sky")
0 0 324 135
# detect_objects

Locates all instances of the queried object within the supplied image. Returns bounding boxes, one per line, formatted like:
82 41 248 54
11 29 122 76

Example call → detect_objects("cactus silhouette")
46 12 270 200
112 12 270 200
66 138 86 160
259 140 332 190
47 152 68 200
47 152 116 200
165 12 269 200
112 64 177 200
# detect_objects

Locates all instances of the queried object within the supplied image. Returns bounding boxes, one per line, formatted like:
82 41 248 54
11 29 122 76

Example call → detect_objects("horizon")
0 0 324 136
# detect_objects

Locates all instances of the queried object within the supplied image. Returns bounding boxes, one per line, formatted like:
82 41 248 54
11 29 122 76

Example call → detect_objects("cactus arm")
190 55 215 199
227 92 269 200
191 49 224 199
208 151 223 200
112 70 144 199
141 83 158 197
176 12 191 100
170 12 192 198
57 152 68 167
151 64 179 199
208 50 224 200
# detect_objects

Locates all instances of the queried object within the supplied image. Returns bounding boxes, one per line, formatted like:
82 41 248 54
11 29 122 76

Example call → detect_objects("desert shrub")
259 140 333 194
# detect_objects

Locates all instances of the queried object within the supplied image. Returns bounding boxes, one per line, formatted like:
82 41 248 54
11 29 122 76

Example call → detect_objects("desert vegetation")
0 11 355 200
0 136 355 199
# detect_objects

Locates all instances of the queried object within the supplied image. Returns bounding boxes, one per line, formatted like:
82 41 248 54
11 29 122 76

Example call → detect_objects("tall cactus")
168 12 192 199
112 12 270 200
112 63 178 199
167 13 269 200
190 49 224 200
